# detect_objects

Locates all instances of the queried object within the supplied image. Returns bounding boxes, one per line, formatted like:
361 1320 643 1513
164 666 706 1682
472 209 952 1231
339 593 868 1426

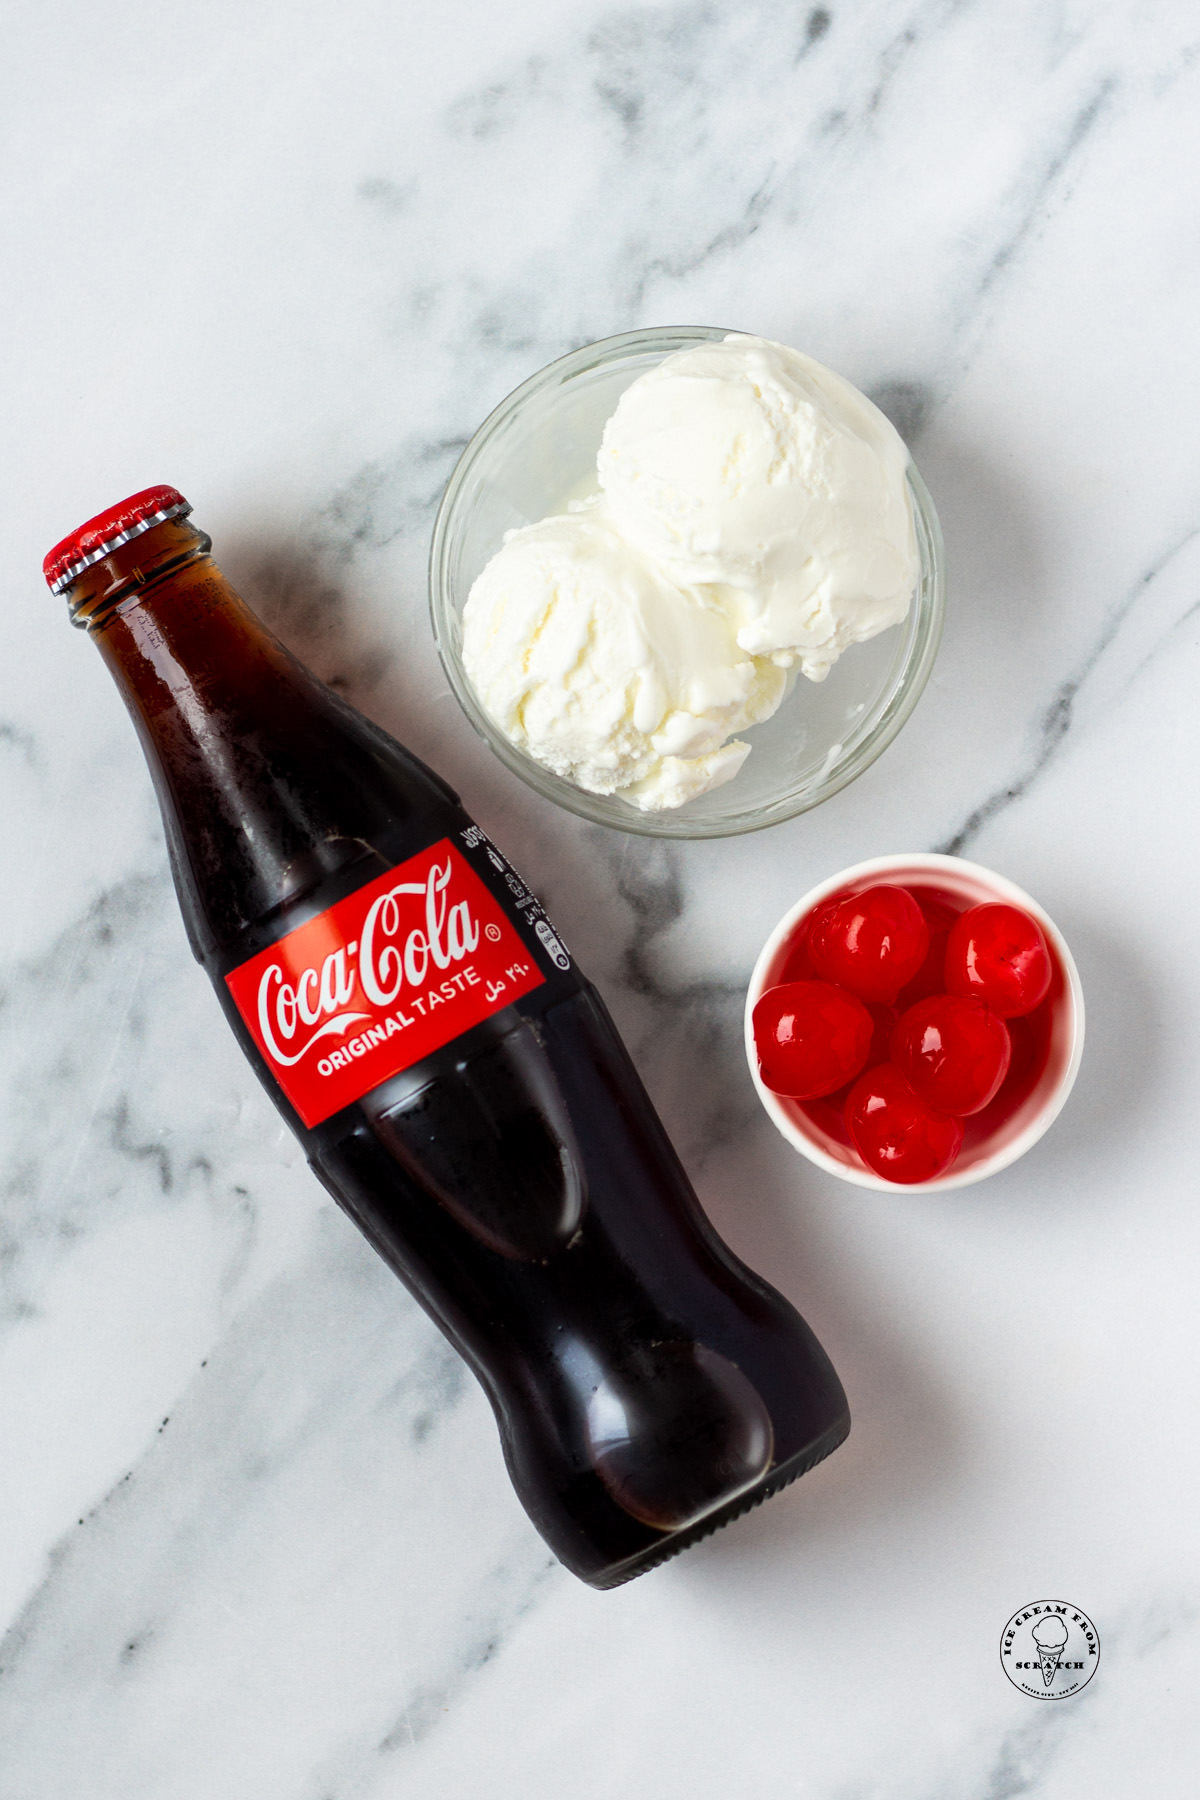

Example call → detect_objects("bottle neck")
77 519 309 749
69 517 342 956
66 516 215 632
64 516 455 964
79 520 318 827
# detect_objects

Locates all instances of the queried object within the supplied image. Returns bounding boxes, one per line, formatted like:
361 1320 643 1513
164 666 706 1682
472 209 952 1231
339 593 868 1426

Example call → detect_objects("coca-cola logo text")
255 858 480 1067
225 838 545 1129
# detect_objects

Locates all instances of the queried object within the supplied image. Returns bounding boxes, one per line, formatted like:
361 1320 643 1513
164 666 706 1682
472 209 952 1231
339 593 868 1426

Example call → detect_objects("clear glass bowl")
429 326 945 839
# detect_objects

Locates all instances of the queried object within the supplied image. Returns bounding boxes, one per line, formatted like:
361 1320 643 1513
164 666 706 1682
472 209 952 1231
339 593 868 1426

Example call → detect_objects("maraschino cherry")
808 885 929 1003
752 981 873 1099
891 994 1012 1116
844 1063 963 1184
944 903 1052 1018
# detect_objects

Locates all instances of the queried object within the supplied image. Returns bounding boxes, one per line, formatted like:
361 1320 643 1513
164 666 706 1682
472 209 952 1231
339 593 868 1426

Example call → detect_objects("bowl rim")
428 325 946 839
744 853 1086 1192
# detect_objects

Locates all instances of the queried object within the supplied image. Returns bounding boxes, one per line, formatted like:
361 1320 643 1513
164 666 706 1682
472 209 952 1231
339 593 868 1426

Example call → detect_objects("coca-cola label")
225 839 545 1127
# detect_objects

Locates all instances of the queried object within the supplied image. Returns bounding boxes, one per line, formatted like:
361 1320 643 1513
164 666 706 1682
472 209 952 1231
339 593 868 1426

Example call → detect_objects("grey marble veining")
940 521 1200 856
2 0 1200 1794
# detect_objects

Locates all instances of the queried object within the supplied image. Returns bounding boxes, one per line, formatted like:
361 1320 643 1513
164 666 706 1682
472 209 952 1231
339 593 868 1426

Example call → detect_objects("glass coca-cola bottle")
45 486 850 1587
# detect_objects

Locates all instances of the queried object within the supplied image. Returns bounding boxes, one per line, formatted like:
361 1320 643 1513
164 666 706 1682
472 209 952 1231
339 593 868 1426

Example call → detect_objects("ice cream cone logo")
1031 1615 1069 1687
1000 1600 1099 1700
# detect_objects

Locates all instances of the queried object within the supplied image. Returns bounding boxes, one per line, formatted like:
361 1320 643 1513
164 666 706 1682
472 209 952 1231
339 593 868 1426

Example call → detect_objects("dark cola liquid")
70 512 849 1586
309 978 848 1582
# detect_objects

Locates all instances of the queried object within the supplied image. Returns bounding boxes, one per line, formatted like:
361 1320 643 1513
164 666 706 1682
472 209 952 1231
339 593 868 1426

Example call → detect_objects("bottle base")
586 1408 851 1590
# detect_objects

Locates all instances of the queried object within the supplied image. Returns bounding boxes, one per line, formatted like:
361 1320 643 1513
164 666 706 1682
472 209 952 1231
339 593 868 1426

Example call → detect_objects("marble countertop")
3 1 1198 1794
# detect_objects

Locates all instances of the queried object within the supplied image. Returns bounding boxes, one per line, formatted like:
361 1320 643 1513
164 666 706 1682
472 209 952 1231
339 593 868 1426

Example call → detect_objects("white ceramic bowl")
744 854 1085 1191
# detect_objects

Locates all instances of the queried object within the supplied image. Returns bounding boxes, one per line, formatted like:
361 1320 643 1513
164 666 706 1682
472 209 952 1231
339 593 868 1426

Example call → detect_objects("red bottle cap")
43 485 192 594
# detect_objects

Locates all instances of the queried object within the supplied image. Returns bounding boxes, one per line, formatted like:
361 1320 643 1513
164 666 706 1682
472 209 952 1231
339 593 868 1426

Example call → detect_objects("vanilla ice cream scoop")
461 506 787 811
598 334 918 680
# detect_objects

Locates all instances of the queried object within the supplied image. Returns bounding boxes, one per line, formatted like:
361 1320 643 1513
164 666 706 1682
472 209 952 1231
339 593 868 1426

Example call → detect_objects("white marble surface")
2 1 1199 1793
